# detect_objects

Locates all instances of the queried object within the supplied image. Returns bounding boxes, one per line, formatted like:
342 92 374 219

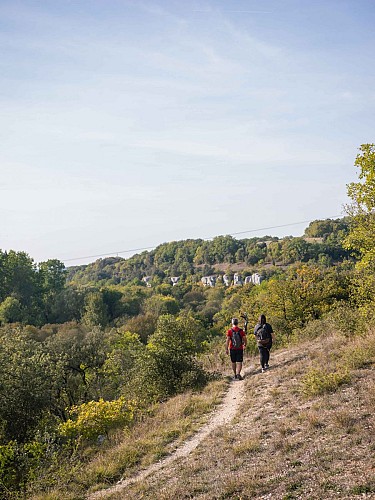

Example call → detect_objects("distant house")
244 273 263 285
201 275 216 287
142 276 152 287
233 273 243 285
222 274 230 286
170 276 180 286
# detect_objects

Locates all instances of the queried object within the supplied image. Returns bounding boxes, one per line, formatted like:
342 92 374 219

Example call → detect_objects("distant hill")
66 218 350 287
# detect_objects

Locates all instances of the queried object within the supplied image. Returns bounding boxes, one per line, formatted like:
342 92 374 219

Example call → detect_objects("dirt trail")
88 368 251 499
88 339 375 500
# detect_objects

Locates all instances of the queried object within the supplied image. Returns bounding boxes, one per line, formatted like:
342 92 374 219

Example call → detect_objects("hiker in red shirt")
226 318 247 380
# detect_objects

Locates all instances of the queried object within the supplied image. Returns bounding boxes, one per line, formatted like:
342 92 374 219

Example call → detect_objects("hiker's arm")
225 336 230 354
270 325 275 342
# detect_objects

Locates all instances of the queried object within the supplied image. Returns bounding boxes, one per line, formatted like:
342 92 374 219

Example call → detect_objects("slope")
87 331 375 499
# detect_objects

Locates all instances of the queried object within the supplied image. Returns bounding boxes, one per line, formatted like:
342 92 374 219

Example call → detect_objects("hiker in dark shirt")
254 314 274 373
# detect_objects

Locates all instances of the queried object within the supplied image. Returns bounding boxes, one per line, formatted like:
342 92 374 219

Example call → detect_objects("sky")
1 0 375 266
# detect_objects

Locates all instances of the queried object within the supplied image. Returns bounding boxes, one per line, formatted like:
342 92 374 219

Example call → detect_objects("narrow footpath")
88 367 251 499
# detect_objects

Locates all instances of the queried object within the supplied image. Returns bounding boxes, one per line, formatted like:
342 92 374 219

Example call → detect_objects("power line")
63 214 343 264
63 246 156 263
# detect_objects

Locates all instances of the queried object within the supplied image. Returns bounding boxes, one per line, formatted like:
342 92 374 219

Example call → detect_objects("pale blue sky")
1 0 374 265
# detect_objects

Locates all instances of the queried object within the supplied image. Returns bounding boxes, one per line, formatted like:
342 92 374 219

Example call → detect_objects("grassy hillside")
105 328 375 500
29 319 375 499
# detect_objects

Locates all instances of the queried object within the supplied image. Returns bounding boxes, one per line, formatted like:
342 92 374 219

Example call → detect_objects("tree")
0 328 58 442
345 144 375 268
344 144 375 309
38 259 67 322
48 285 84 323
82 291 108 328
38 259 66 295
282 238 310 264
142 294 180 317
0 297 23 324
139 314 208 400
45 324 108 412
102 330 144 398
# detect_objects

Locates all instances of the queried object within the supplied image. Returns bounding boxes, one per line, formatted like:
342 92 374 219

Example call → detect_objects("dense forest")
0 144 374 498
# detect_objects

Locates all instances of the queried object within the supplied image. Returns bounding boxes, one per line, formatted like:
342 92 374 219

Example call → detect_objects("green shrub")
325 305 366 338
0 439 47 495
59 397 136 440
301 367 351 397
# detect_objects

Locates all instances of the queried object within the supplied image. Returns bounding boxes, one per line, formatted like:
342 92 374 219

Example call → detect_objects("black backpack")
255 324 271 346
231 328 243 349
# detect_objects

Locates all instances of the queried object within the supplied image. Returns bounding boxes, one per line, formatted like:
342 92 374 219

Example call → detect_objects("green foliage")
301 367 351 397
45 324 108 410
137 314 209 401
344 144 375 304
121 313 158 343
0 329 59 442
102 330 144 399
0 439 47 494
82 291 108 328
305 218 349 239
0 296 23 324
142 294 180 316
59 397 136 440
0 251 68 326
238 263 352 340
48 285 84 323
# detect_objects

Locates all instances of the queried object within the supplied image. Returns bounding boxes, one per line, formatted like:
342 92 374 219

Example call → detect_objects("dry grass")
29 328 375 500
115 329 375 499
29 379 227 500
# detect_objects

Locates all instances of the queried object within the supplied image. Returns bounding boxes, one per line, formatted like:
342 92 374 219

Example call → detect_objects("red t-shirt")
227 326 246 350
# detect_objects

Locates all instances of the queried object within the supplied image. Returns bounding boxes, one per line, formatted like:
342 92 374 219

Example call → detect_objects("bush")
59 397 136 440
134 314 209 401
301 367 350 397
325 305 366 338
0 440 46 495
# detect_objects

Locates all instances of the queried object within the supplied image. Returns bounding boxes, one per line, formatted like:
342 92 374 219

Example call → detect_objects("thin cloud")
193 10 272 14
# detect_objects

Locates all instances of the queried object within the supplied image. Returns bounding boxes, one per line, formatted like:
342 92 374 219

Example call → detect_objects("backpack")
231 328 243 349
255 324 271 347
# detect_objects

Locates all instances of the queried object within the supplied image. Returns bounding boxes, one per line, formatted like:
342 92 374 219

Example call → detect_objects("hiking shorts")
230 349 244 363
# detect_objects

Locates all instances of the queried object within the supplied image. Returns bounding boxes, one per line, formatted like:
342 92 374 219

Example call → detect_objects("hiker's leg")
230 350 237 375
236 349 244 376
264 348 270 366
258 347 265 368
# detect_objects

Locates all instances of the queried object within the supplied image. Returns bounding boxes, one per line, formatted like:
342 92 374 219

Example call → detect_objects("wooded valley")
0 144 374 499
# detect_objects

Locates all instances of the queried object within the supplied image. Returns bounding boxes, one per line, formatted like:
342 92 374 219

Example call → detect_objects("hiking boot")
261 368 265 373
265 364 269 370
233 375 238 380
236 374 244 380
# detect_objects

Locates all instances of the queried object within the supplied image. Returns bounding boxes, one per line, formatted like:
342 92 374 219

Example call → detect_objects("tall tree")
344 143 375 309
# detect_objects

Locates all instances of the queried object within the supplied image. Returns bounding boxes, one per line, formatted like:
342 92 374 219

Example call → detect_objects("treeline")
0 218 350 329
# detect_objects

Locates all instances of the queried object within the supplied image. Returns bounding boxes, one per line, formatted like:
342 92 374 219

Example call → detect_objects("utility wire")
63 214 343 264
